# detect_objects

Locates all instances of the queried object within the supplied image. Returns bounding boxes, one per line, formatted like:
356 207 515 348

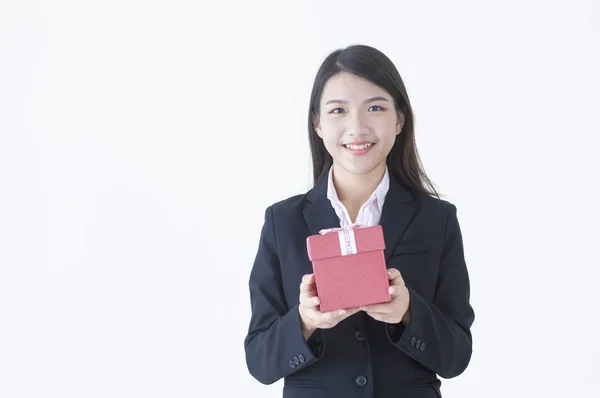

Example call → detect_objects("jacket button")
420 342 426 351
410 336 417 346
354 375 367 387
289 360 296 369
298 354 305 363
293 356 300 365
416 339 421 349
354 330 365 342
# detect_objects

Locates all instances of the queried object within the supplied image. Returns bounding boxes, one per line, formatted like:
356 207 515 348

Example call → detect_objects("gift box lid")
306 224 386 261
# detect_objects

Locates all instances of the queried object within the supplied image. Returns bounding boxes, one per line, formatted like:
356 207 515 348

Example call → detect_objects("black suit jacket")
244 174 475 398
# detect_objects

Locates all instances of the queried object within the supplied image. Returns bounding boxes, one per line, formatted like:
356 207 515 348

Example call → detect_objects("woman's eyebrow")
325 96 389 105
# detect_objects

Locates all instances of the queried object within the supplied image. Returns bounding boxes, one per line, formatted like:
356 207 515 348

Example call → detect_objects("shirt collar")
326 165 390 212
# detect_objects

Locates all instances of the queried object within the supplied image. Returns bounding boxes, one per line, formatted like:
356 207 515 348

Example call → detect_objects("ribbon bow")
319 223 365 235
318 223 366 256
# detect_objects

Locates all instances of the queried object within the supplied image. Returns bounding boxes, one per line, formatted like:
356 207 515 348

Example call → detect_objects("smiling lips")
342 141 375 156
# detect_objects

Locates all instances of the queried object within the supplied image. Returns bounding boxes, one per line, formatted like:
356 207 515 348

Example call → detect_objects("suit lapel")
379 175 418 261
302 176 340 236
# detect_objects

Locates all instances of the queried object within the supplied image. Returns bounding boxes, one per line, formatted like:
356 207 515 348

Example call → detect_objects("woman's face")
314 72 404 177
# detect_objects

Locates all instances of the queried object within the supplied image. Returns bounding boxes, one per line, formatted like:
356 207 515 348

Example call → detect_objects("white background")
1 0 599 397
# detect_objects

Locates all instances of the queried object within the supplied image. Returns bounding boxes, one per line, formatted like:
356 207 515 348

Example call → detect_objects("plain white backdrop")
1 0 599 397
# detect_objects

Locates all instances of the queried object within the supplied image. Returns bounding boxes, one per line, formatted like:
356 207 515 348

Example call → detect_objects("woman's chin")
333 161 386 177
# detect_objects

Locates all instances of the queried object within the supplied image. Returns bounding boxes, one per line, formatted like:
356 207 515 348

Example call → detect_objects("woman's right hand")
298 273 360 340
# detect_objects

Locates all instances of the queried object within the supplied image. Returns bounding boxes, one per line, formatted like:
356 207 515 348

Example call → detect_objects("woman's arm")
385 203 475 379
244 206 325 385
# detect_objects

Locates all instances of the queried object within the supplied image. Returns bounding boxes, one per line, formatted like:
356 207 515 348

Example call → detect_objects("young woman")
244 44 475 398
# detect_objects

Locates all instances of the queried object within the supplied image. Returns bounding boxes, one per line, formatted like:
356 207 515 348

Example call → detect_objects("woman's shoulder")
256 192 311 234
265 192 309 217
404 186 458 218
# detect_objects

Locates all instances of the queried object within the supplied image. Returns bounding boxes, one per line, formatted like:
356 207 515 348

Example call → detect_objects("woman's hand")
360 268 411 325
298 273 360 340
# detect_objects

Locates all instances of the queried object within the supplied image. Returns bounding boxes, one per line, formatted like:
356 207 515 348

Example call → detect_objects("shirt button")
354 330 365 342
354 375 367 387
410 336 417 346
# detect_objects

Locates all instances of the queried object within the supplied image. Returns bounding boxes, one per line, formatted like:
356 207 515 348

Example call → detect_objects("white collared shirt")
326 165 390 227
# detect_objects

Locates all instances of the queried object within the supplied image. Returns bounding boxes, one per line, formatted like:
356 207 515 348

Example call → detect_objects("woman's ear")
313 116 322 138
396 112 405 135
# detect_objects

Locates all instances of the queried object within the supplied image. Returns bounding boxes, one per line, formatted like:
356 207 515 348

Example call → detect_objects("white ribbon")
338 228 357 255
319 223 362 256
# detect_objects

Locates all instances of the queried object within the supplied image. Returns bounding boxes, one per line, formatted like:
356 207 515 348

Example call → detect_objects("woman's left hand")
360 268 411 325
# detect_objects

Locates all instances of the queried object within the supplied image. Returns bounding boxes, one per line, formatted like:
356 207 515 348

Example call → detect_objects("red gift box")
306 224 391 313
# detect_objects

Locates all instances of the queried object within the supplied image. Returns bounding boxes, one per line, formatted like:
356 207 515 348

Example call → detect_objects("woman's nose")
347 112 369 136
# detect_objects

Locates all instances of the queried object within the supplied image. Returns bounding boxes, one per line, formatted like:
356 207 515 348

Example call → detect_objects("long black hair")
307 44 441 199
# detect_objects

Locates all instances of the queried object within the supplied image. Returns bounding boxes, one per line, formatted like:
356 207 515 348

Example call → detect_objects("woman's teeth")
344 143 373 150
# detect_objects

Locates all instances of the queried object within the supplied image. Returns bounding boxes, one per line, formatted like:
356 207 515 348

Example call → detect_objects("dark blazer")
244 173 475 398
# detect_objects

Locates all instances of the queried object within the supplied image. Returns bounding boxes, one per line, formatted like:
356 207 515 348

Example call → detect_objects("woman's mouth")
342 142 375 155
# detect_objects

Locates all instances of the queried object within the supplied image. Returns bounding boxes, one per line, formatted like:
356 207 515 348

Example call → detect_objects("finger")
338 306 361 319
302 273 315 286
301 284 318 298
388 285 403 297
300 274 315 289
317 307 353 323
386 268 403 281
341 307 361 318
300 294 320 309
326 308 348 320
300 281 317 296
309 310 335 327
302 274 315 285
299 286 319 306
300 283 317 294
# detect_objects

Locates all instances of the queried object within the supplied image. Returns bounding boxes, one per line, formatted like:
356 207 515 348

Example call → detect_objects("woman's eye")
329 106 383 114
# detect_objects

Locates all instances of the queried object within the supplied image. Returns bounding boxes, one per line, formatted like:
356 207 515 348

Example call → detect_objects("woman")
244 44 475 398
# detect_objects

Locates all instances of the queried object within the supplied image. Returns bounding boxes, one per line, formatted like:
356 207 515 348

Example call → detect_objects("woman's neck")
332 163 386 207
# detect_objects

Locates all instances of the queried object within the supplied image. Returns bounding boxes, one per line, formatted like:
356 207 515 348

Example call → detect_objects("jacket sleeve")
244 205 325 385
385 203 475 378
